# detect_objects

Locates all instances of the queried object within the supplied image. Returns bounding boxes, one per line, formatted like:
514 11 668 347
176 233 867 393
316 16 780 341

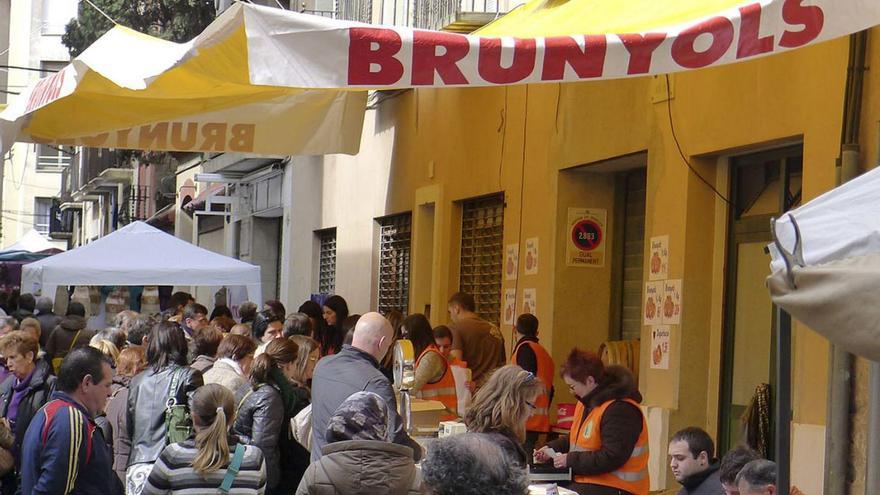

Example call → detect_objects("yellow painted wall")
315 29 869 488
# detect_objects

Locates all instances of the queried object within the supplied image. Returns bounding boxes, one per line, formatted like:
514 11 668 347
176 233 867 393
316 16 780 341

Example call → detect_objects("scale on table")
392 339 446 435
392 339 416 433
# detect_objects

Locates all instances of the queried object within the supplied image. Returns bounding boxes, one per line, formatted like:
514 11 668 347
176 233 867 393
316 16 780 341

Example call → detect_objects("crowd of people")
0 288 788 495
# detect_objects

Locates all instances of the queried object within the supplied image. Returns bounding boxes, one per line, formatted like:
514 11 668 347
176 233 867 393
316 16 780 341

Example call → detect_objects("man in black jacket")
669 427 724 495
0 331 55 494
310 312 421 462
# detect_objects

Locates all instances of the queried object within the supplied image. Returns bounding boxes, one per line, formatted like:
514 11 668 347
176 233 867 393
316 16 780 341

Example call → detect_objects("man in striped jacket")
19 347 116 495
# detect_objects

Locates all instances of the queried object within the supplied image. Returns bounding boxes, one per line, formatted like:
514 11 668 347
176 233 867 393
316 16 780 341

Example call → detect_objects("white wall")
282 106 397 315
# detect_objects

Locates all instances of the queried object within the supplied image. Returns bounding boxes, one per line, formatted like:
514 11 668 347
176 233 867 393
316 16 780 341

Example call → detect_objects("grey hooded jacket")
295 440 421 495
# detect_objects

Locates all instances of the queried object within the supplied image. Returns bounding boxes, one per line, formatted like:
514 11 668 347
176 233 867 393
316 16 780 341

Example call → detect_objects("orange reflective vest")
569 398 649 495
511 340 554 433
416 345 458 421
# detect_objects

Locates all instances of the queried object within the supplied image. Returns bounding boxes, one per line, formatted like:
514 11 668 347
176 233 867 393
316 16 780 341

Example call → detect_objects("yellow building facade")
293 29 880 492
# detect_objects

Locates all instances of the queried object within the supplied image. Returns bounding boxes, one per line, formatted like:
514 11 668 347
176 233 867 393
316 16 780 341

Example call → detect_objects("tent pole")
776 307 791 494
866 362 880 494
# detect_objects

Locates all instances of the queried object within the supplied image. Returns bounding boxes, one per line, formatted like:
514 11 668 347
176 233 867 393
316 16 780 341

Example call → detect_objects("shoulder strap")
166 367 183 407
218 444 246 494
68 330 82 353
236 386 257 412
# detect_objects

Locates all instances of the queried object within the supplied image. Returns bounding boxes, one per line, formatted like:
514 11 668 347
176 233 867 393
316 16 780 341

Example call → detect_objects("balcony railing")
301 8 337 17
49 200 74 239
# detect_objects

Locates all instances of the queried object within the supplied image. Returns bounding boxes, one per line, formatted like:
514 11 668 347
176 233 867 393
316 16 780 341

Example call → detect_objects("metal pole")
824 346 852 495
866 362 880 493
776 307 791 495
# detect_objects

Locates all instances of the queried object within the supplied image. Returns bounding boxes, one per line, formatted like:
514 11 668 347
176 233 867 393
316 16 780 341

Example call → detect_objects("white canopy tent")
21 221 261 303
767 165 880 360
1 229 62 254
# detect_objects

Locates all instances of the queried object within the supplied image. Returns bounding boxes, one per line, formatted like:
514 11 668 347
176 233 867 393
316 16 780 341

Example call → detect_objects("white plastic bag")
450 364 472 416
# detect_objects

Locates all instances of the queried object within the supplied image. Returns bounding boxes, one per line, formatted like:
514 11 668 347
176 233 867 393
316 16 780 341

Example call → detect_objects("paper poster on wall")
503 289 517 325
524 237 539 275
505 244 519 281
648 235 669 281
522 288 537 315
643 281 664 326
566 208 607 267
650 325 671 370
661 279 683 325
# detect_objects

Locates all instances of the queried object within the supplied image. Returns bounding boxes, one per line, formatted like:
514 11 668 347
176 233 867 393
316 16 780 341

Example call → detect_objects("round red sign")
571 219 602 252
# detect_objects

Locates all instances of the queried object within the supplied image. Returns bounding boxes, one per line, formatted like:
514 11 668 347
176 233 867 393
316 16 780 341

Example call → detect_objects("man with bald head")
310 312 422 462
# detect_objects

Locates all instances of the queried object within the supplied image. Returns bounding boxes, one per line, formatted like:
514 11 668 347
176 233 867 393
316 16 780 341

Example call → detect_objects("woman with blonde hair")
90 339 120 365
142 384 267 494
288 335 320 388
464 364 543 467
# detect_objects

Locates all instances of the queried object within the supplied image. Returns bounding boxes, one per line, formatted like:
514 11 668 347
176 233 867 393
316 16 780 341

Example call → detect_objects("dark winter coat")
545 365 645 495
310 345 421 463
233 383 285 489
127 365 202 465
0 358 56 465
676 463 724 495
44 315 93 365
35 313 61 349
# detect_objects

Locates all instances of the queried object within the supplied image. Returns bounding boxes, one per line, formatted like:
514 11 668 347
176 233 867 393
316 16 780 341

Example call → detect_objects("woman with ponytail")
141 384 267 494
233 338 311 494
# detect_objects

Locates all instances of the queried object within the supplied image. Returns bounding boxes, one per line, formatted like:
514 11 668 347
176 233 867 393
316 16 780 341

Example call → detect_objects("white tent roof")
21 221 261 302
2 229 60 254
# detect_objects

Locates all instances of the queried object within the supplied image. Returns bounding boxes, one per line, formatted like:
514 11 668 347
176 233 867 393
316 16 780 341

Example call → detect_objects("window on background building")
33 197 52 234
41 0 78 35
317 227 337 295
377 213 412 315
459 194 504 325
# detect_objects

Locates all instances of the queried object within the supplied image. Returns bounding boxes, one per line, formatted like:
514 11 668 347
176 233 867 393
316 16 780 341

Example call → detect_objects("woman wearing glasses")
534 349 649 495
463 364 543 468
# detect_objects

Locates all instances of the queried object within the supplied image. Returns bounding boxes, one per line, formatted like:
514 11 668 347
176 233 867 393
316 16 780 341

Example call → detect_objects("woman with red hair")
534 349 649 495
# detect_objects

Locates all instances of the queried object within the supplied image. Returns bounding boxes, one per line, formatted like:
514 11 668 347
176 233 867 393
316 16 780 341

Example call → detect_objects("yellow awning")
2 0 878 156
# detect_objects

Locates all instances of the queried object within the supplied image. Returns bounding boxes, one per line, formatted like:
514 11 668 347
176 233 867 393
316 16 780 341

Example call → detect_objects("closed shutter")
459 195 504 325
377 213 412 315
621 171 647 341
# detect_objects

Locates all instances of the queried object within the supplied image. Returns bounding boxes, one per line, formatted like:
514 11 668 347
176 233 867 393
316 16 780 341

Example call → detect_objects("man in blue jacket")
19 347 115 495
310 312 422 462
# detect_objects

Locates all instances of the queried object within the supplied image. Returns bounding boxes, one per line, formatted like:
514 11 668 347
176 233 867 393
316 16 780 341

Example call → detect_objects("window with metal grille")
459 195 504 325
377 213 412 315
317 228 337 295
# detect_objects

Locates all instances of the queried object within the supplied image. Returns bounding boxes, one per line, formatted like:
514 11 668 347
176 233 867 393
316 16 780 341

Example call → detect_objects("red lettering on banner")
618 33 666 75
541 35 607 81
779 0 824 48
25 69 65 113
671 16 734 69
348 28 405 85
737 3 774 58
411 31 469 85
200 123 227 151
478 38 536 84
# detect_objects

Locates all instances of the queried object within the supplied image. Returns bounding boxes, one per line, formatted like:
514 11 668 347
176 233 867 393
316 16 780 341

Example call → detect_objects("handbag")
164 367 193 444
52 330 81 375
0 421 14 477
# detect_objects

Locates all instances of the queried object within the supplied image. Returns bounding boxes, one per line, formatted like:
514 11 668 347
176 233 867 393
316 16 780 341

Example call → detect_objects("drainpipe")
824 30 867 495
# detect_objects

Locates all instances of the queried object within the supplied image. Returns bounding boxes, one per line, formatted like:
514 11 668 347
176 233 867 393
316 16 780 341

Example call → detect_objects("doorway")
719 145 803 456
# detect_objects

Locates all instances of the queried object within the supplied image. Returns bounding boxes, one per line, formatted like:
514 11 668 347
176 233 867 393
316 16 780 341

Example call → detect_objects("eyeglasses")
526 400 537 410
523 371 536 382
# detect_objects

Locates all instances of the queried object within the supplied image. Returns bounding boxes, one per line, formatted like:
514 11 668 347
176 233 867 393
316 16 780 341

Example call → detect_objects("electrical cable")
664 74 733 207
0 65 59 74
